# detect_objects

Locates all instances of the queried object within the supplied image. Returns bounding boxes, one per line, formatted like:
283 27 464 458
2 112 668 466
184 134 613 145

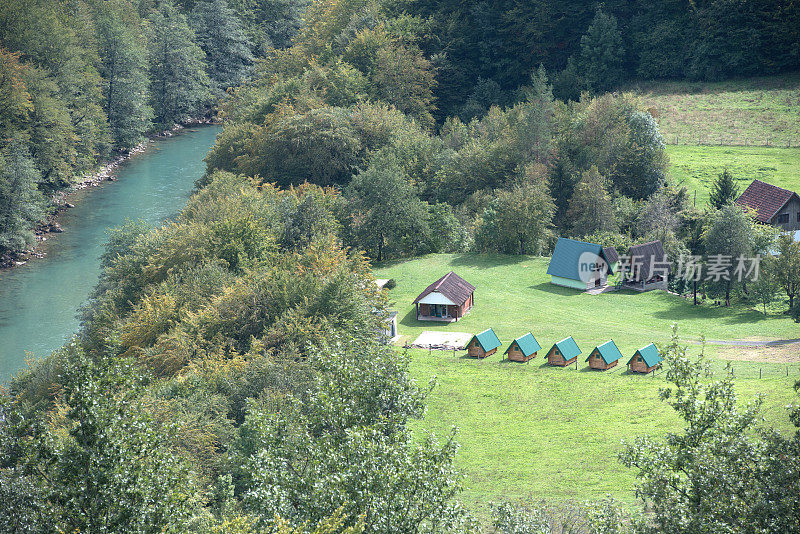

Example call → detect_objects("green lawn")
376 254 799 350
374 254 800 517
666 145 800 207
634 73 800 147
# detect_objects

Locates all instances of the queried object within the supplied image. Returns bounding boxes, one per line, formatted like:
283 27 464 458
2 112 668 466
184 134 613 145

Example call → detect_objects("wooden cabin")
546 336 581 366
504 332 541 362
736 179 800 231
627 343 663 373
625 241 669 291
413 271 475 322
466 328 502 358
586 340 623 371
546 238 617 290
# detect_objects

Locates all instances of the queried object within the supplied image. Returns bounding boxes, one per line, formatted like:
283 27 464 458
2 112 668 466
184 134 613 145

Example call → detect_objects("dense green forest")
0 0 303 256
2 0 800 532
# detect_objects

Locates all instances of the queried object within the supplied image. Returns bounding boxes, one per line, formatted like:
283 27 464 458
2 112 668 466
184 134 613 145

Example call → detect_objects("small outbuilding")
413 271 475 322
466 328 502 358
504 332 541 362
625 241 669 291
546 238 617 290
546 336 581 366
382 311 398 340
586 340 623 371
627 343 662 374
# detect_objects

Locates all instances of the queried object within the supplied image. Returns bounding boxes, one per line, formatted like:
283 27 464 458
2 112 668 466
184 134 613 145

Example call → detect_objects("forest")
2 0 800 532
0 0 294 256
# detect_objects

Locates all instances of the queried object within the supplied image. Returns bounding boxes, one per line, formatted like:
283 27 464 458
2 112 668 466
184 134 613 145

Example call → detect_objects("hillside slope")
636 73 800 147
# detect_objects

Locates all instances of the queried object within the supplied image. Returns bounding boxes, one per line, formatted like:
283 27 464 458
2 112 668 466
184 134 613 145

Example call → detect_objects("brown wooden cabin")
413 271 476 322
586 340 623 371
504 333 541 362
627 343 663 374
466 328 502 358
546 336 581 366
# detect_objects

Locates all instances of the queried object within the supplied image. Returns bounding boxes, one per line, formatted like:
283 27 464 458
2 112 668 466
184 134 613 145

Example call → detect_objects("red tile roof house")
736 180 800 231
413 271 475 322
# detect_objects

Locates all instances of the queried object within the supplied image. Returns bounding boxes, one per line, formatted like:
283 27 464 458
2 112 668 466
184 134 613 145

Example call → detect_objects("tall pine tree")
145 0 211 128
579 8 625 93
708 169 740 210
190 0 253 97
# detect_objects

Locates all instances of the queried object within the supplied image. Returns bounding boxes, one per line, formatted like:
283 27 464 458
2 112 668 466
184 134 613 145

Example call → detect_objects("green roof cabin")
467 328 502 358
504 332 541 362
627 343 663 374
586 340 623 371
546 238 618 290
546 336 581 366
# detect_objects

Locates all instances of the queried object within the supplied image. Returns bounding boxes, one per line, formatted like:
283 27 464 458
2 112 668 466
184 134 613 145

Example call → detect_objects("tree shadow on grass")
449 253 529 269
648 291 781 326
528 282 584 297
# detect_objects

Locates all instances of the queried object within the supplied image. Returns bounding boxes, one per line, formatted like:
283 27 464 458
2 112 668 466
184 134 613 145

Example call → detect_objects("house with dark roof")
413 271 475 321
546 238 618 290
466 328 502 358
627 343 662 374
546 336 581 366
624 240 669 291
504 332 541 362
736 179 800 231
586 340 623 371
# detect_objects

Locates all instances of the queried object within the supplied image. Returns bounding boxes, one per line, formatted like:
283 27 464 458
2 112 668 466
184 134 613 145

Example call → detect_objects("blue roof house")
546 238 617 290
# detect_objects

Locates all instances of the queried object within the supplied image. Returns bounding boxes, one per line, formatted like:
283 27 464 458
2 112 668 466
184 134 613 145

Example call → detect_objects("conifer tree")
708 169 740 210
579 8 625 93
146 0 211 128
191 0 253 96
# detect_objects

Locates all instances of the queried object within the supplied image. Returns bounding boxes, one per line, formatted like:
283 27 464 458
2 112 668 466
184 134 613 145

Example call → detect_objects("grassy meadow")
666 145 800 206
376 254 799 350
635 73 800 147
374 254 800 516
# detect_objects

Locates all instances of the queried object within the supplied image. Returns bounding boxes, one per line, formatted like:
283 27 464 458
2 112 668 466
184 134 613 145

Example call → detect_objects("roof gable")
586 339 623 364
413 271 475 305
547 238 612 281
470 328 501 352
551 336 581 360
736 179 800 224
505 332 541 357
603 246 620 265
628 343 662 367
629 240 667 280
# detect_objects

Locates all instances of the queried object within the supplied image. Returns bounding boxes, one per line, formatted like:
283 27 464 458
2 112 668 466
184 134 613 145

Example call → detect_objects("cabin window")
797 212 800 222
777 213 789 224
637 356 643 362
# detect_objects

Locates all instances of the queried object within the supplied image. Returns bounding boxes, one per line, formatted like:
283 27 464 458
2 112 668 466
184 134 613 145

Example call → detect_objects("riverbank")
0 125 221 381
0 119 219 270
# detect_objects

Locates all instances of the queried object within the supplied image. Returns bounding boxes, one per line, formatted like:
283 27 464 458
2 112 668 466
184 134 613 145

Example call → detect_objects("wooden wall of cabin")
629 356 658 373
547 347 568 366
467 339 483 357
507 345 534 362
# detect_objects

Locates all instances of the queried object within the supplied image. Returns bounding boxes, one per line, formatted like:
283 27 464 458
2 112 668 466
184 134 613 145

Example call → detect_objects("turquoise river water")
0 126 220 382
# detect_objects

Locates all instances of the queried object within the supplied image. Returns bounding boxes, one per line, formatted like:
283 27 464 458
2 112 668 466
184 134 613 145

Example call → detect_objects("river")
0 126 220 382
